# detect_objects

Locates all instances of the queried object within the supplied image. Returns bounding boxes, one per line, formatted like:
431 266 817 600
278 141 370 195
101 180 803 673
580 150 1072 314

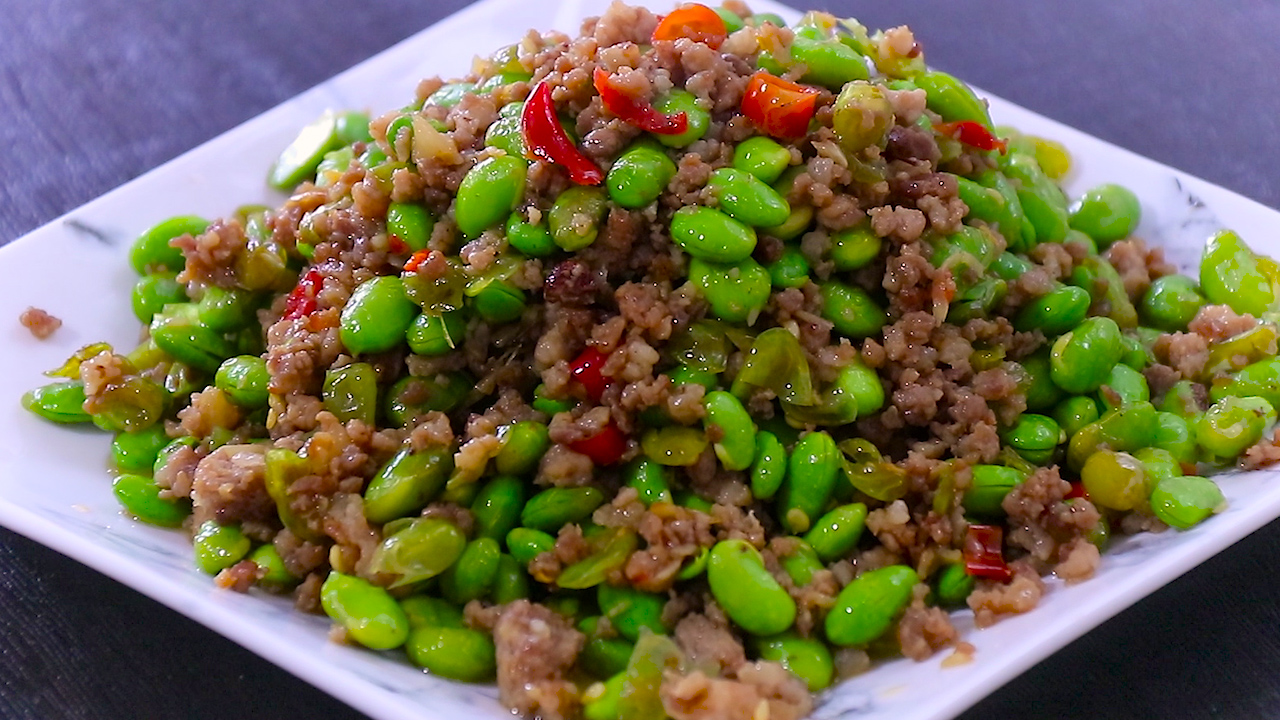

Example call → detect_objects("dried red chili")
283 266 323 320
568 423 628 466
934 120 1008 153
404 249 433 273
570 347 612 403
651 3 728 48
592 68 688 135
521 81 603 185
963 524 1012 582
740 71 819 139
1066 482 1089 500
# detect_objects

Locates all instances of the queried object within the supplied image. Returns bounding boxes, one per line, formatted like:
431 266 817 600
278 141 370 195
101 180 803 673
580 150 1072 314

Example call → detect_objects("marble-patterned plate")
1 0 1278 719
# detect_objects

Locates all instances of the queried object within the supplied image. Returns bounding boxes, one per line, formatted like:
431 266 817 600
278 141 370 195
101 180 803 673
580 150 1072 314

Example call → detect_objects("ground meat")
1154 331 1210 379
968 561 1046 628
1055 538 1101 583
1243 428 1280 470
190 444 272 528
494 600 585 720
673 612 746 675
662 661 812 720
897 602 959 661
1188 303 1258 341
19 307 61 338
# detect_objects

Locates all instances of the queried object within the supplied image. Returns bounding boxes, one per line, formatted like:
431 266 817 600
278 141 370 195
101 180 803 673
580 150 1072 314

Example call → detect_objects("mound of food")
22 2 1280 718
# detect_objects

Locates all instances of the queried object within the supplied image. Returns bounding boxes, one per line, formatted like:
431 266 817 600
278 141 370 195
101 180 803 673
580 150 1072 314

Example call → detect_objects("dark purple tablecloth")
3 1 1279 718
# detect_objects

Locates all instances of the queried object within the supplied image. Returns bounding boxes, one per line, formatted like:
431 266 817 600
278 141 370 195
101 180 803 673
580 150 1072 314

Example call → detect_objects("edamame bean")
1149 475 1225 530
368 518 466 586
494 421 550 477
363 447 452 524
671 206 758 263
506 527 556 567
1003 152 1069 244
777 538 824 587
1097 364 1149 412
607 145 677 208
703 391 757 471
1199 230 1276 316
521 487 606 533
778 431 840 533
111 425 171 474
688 256 771 325
732 136 791 184
215 355 270 409
1153 411 1196 463
1052 396 1100 438
1014 284 1090 335
21 381 91 424
625 458 672 506
440 537 501 604
803 503 867 562
1049 316 1123 394
269 111 340 189
821 281 888 339
505 212 557 258
406 626 496 681
340 276 418 355
401 595 466 629
750 431 788 501
962 465 1026 517
1133 447 1182 481
597 584 667 641
1211 356 1280 409
322 362 377 425
1196 395 1275 460
1081 450 1148 511
550 186 609 251
1021 348 1066 412
406 311 467 356
652 90 709 147
112 473 190 527
320 571 410 650
975 171 1032 252
150 305 236 374
455 156 527 239
473 281 527 323
196 287 258 333
707 539 796 636
426 82 475 108
830 224 882 271
914 71 993 128
1066 401 1159 472
708 168 791 228
1069 183 1141 245
558 528 638 590
471 476 526 541
767 247 811 289
492 554 530 603
640 426 708 466
1140 274 1206 331
1001 414 1063 465
753 632 835 691
788 35 869 89
193 520 251 575
934 563 975 606
485 113 525 157
131 273 187 323
1069 255 1139 328
579 617 635 679
825 565 918 646
384 372 472 426
89 376 169 433
130 215 208 274
386 202 436 252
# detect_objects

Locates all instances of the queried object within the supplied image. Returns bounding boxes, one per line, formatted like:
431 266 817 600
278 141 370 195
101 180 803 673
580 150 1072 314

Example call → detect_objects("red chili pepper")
740 71 820 139
404 249 433 273
934 120 1008 153
387 234 409 254
1066 482 1088 500
521 81 603 185
570 347 612 403
963 524 1012 582
568 423 628 466
592 68 688 135
283 266 323 320
651 3 728 48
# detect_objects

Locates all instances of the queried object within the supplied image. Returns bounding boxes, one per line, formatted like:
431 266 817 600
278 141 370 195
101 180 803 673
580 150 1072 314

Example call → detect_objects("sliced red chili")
963 524 1012 582
1066 482 1088 500
568 423 628 466
283 266 323 320
387 234 409 254
592 68 688 135
521 81 603 185
651 3 728 48
570 347 612 403
934 120 1008 153
740 71 820 139
404 249 433 273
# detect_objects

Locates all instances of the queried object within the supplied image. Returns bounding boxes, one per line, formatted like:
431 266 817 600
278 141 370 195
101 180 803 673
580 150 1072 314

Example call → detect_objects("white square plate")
1 1 1278 719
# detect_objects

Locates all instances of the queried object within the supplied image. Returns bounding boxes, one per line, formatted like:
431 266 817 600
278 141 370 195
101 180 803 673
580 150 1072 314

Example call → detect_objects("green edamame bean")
825 565 918 646
707 539 796 636
821 281 888 339
269 111 340 190
708 168 790 228
934 563 975 606
112 473 190 527
521 487 605 533
688 256 771 325
549 186 609 251
247 543 297 588
1199 230 1277 317
732 136 791 184
440 537 501 604
471 476 526 541
477 70 533 93
455 156 528 239
1097 364 1149 412
384 372 472 427
787 35 869 89
962 465 1026 517
506 527 557 567
334 110 372 144
640 426 708 466
1081 450 1148 511
363 447 452 524
21 381 91 424
1150 475 1225 530
386 202 436 252
597 584 667 641
1196 395 1276 460
1069 183 1141 245
1049 316 1123 394
1153 411 1196 463
473 281 526 324
1066 401 1159 472
1133 447 1182 481
401 595 465 629
505 212 557 257
321 571 410 650
558 528 638 590
1014 284 1091 335
322 362 377 425
1003 152 1069 244
1001 414 1063 465
405 625 497 682
88 376 169 434
989 251 1033 282
583 674 626 720
1120 333 1151 370
625 458 672 506
130 215 208 274
153 436 196 476
652 90 709 147
803 503 867 562
750 431 788 501
1052 396 1100 438
1211 356 1280 409
671 206 758 264
777 538 823 587
830 224 882 271
131 273 187 323
196 287 258 333
425 82 475 108
339 276 418 355
954 175 1005 227
579 617 635 679
1069 255 1139 328
753 632 835 691
493 553 531 604
493 422 550 477
111 425 171 474
975 172 1032 252
767 247 811 289
914 71 993 128
485 113 525 157
193 520 251 575
703 391 757 471
215 355 270 409
1140 275 1206 331
406 311 467 356
150 305 236 374
607 145 677 209
778 431 840 534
